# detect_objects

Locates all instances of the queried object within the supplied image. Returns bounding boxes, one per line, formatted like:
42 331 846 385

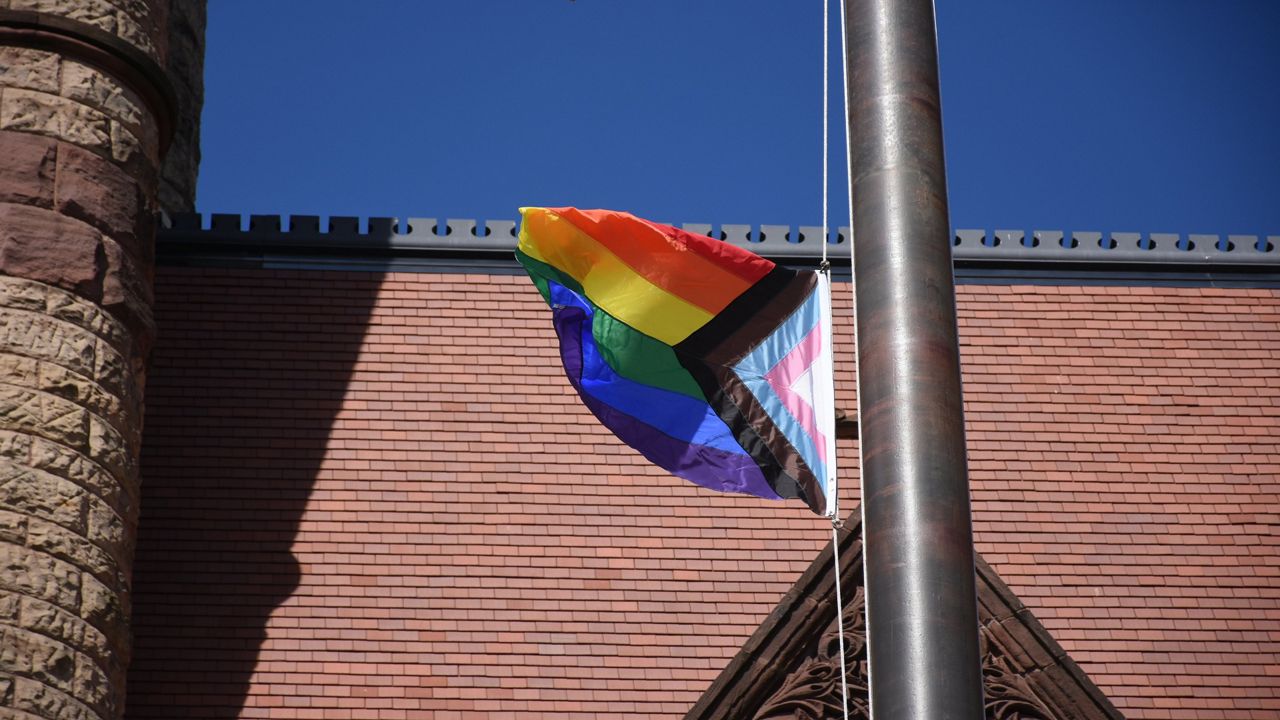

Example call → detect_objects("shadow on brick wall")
125 266 381 718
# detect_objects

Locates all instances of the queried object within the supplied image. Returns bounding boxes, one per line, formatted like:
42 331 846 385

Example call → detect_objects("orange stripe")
631 214 776 285
519 208 714 345
552 208 773 315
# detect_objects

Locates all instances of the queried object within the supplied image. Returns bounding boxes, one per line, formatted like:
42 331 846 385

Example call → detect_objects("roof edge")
158 214 1280 281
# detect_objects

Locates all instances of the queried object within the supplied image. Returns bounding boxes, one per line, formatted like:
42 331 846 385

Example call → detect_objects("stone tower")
0 1 205 718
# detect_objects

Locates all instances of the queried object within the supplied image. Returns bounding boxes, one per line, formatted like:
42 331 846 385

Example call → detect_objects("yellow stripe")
519 208 712 345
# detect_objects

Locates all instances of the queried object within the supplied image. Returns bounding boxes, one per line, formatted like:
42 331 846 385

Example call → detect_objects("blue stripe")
731 286 829 483
549 282 750 457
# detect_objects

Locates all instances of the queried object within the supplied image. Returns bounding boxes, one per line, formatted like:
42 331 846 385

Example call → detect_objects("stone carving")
753 588 1057 720
754 587 869 720
979 628 1055 720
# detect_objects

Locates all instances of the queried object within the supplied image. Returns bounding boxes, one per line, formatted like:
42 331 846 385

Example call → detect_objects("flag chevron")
518 207 837 516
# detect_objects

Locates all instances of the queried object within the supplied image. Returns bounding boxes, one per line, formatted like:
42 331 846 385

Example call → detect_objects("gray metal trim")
160 213 1280 272
953 228 1277 266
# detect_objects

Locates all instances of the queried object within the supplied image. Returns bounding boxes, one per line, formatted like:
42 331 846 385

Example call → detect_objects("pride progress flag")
517 207 837 517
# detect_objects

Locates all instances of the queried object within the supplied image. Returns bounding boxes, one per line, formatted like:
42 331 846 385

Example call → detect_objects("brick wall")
126 267 1279 719
962 285 1280 718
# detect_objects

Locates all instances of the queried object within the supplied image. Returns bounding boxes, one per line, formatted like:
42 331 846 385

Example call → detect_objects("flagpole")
842 1 985 718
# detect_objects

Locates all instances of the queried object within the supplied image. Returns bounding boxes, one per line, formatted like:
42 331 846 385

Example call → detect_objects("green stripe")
590 305 707 401
517 247 582 301
517 249 706 402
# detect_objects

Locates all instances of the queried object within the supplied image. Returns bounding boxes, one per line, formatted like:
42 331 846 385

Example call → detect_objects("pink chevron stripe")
765 321 829 464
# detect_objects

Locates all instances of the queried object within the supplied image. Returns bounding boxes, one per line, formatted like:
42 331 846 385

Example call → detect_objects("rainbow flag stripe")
517 207 837 516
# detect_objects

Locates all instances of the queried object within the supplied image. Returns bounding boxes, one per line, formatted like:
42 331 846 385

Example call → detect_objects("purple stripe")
554 301 780 501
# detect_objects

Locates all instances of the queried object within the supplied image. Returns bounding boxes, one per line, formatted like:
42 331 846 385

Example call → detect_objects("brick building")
1 3 1278 719
121 219 1277 719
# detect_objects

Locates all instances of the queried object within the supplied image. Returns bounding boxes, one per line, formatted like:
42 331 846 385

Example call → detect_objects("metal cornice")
158 213 1280 283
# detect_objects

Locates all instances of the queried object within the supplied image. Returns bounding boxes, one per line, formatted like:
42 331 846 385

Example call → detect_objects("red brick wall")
127 268 1279 720
962 285 1280 718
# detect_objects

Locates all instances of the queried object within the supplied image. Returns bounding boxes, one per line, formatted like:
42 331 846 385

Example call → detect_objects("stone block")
158 112 201 212
115 0 161 23
0 132 57 209
0 625 78 695
108 120 143 170
25 434 132 518
59 61 146 131
84 498 127 560
45 358 124 428
0 430 33 464
0 385 91 450
0 509 28 545
112 2 161 61
0 590 18 622
19 595 111 662
0 276 54 314
156 178 188 216
159 0 206 214
0 544 81 611
0 277 129 353
0 310 99 382
6 0 161 63
11 675 96 720
99 238 155 352
37 282 131 355
0 628 27 676
104 117 160 192
0 347 41 390
0 354 124 432
0 204 105 300
105 120 161 194
100 233 151 307
27 519 117 587
79 574 125 642
54 142 143 256
8 0 116 32
86 412 134 483
74 651 113 717
89 339 129 409
0 47 61 94
0 89 111 156
0 460 87 532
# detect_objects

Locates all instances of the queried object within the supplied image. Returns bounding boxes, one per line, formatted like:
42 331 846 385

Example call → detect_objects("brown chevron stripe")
711 363 825 515
676 266 816 365
675 267 826 515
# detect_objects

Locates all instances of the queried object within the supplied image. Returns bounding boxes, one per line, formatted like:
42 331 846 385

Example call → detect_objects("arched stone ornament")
686 515 1124 720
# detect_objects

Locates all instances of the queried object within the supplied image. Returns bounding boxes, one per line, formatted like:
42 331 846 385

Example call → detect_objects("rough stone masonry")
0 2 204 718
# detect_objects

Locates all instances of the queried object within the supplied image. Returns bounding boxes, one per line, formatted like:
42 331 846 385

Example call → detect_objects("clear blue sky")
197 0 1280 237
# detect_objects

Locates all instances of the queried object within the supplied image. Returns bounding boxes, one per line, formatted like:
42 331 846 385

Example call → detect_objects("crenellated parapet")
160 213 1280 282
952 229 1276 266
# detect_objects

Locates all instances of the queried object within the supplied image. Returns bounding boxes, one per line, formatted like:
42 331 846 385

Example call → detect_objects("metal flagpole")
842 0 985 718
